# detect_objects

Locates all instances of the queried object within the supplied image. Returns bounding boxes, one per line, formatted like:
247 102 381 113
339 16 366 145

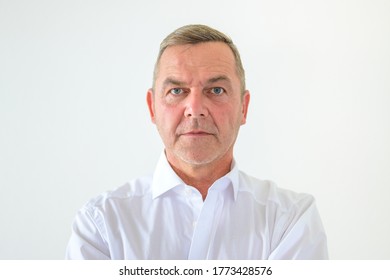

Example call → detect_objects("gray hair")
153 24 246 94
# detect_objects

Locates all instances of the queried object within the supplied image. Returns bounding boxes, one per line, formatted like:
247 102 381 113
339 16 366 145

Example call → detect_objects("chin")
177 151 222 166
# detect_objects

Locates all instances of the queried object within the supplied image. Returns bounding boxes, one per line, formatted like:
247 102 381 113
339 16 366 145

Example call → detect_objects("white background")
1 0 389 259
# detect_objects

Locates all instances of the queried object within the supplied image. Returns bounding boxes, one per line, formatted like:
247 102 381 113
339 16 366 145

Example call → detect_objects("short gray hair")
153 24 246 94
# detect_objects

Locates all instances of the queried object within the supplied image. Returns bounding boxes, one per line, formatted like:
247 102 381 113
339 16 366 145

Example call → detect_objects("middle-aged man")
66 24 328 259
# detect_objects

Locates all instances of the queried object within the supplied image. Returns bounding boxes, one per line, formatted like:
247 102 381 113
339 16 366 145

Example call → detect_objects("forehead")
156 42 238 83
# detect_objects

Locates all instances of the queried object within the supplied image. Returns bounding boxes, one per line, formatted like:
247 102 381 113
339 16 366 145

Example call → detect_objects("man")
66 24 328 259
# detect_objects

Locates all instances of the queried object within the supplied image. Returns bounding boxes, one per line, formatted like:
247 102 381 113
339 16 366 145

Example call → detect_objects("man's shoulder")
83 174 153 210
238 171 315 211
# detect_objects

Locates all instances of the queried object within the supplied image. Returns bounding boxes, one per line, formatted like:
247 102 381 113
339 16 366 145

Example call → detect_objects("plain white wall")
1 0 389 259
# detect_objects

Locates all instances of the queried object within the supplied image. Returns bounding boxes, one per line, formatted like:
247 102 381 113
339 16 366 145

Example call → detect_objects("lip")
182 131 213 136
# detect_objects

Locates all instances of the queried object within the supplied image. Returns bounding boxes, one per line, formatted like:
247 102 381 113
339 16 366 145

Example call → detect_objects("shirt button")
192 221 197 228
185 187 192 196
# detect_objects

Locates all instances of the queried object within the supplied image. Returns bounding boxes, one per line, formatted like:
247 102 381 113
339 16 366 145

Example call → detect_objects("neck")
166 152 233 200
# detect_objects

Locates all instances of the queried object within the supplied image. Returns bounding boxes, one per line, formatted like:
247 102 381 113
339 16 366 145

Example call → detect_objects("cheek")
155 106 182 133
213 106 242 128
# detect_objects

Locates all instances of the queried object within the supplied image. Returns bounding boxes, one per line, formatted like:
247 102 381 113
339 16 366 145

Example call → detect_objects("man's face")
147 42 250 167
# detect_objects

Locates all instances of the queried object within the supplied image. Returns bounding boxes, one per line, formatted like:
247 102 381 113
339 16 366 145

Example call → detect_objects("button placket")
183 186 203 240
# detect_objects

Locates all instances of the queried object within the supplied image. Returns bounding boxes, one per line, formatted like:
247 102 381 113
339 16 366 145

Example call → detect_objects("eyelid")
168 87 187 95
165 86 226 96
209 87 226 95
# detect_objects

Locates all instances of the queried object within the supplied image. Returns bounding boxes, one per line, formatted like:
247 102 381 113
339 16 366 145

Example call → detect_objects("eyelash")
210 87 225 95
168 87 225 96
169 88 185 95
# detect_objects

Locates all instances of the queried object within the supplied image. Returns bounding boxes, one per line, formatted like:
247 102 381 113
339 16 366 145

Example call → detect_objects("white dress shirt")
66 153 328 259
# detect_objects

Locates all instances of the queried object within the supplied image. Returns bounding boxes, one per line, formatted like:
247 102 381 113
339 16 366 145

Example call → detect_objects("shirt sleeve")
268 196 329 260
65 207 111 260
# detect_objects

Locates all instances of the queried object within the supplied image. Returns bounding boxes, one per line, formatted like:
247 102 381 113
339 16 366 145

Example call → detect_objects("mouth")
181 130 213 137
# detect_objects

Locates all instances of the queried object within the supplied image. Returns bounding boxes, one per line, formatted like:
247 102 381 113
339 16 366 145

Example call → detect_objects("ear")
146 89 156 124
240 90 250 125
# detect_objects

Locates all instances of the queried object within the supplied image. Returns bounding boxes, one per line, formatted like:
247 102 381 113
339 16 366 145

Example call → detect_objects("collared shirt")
66 153 328 259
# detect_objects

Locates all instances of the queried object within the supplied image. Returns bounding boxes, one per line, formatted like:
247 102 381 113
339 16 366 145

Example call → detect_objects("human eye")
210 87 225 95
169 88 184 95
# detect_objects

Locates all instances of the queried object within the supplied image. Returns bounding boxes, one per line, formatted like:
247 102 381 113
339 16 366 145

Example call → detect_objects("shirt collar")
225 159 239 201
152 151 240 200
152 152 185 199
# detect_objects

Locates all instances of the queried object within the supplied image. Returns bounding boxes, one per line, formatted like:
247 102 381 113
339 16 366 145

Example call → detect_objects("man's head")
147 24 250 169
153 24 246 95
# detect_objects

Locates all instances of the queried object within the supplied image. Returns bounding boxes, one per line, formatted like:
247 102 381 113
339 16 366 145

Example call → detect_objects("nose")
184 90 209 118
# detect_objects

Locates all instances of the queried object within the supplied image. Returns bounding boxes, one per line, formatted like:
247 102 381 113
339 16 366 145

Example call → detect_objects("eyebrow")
162 75 231 89
206 75 231 85
162 78 186 89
